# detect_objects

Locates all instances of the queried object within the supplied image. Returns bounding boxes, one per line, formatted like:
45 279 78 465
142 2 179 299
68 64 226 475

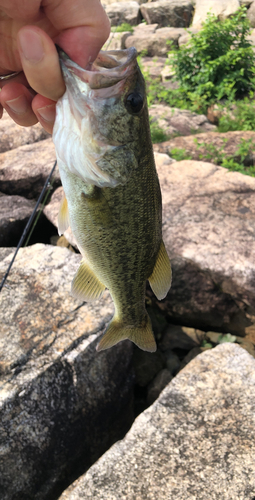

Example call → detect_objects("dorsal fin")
58 195 69 235
148 240 172 300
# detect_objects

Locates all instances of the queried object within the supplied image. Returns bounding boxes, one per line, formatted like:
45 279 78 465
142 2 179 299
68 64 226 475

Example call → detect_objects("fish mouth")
57 46 138 90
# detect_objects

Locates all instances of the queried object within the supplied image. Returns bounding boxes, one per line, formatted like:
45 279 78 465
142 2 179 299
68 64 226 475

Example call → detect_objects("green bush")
163 7 255 112
149 119 169 143
217 97 255 131
112 23 134 33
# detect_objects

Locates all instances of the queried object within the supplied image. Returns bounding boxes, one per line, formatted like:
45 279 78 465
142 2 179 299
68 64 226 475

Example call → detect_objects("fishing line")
0 160 57 293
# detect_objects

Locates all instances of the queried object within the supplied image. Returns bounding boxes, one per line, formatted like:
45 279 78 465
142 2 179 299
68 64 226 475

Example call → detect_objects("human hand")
0 0 110 133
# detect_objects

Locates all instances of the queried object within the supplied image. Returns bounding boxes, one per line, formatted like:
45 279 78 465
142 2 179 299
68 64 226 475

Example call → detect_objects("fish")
52 47 172 352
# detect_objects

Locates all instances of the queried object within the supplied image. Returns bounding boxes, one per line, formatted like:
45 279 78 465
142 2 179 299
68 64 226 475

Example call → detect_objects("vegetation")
170 138 255 176
112 23 134 33
149 119 169 144
142 6 255 119
217 98 255 132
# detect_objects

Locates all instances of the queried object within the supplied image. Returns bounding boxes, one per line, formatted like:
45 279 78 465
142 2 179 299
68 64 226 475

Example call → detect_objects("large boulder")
0 111 49 153
59 343 255 499
192 0 240 27
125 26 186 55
0 193 35 246
156 159 255 342
149 104 216 136
247 1 255 27
140 0 194 28
105 1 141 26
0 138 60 199
0 245 134 500
154 130 255 162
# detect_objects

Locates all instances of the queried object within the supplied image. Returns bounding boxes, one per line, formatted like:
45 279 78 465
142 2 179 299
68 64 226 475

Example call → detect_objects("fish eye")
125 92 144 115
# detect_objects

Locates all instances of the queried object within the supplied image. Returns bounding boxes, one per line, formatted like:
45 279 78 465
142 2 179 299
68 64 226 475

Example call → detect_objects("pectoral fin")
149 240 172 300
58 195 69 235
71 260 105 302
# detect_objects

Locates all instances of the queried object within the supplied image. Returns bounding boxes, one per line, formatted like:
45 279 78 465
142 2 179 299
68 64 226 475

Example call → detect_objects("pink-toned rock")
0 138 60 199
192 0 240 27
140 0 194 28
125 26 186 55
0 111 49 153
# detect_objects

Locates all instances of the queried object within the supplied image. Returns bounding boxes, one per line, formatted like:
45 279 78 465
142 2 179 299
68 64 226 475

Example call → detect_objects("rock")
0 138 60 199
163 349 181 374
154 159 255 342
178 27 199 46
0 193 35 246
59 344 255 500
247 1 255 27
179 345 211 369
133 348 165 386
153 151 176 167
0 245 134 500
140 0 194 28
0 111 49 153
140 55 167 81
147 368 173 405
192 0 240 27
103 30 132 50
125 26 186 55
43 186 78 249
105 1 141 26
149 104 216 136
206 331 255 357
153 130 255 162
103 0 145 4
159 324 205 351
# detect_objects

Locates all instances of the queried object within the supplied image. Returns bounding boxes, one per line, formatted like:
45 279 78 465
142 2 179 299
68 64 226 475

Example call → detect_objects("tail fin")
96 314 156 352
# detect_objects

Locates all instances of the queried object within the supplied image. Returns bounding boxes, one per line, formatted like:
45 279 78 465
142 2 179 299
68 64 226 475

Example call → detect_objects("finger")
0 82 38 126
32 94 56 134
43 0 111 67
17 26 65 101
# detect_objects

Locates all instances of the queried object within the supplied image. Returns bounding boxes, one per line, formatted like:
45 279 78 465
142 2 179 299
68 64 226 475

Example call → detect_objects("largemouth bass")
52 47 172 352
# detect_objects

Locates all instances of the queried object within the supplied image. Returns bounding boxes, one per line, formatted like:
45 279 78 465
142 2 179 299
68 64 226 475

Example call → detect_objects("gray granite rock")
105 1 141 26
0 193 35 246
147 368 172 405
247 0 255 27
125 26 186 55
192 0 240 27
59 343 255 500
156 159 255 343
0 111 49 153
0 245 134 500
159 324 204 351
0 137 60 199
149 104 216 136
140 0 194 28
133 348 165 387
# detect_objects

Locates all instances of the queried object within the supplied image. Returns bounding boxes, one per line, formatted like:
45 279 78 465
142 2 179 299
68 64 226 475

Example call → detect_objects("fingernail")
19 29 44 63
6 95 28 114
37 104 55 123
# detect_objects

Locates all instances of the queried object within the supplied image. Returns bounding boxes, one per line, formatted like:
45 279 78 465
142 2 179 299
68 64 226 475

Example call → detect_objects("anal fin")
149 240 172 300
58 194 69 235
96 313 156 352
71 260 105 302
